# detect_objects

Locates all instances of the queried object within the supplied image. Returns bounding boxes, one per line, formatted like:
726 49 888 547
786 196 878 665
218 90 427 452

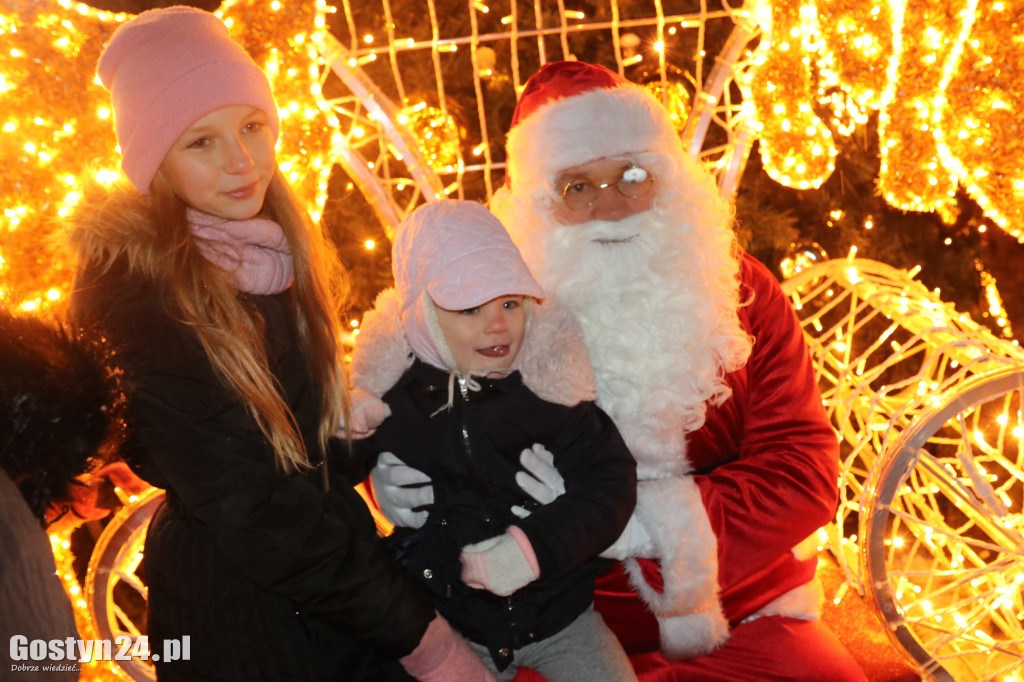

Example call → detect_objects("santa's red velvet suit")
491 61 866 681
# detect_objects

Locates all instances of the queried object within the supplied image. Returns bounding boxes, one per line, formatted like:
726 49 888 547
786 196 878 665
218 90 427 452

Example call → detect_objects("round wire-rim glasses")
559 164 656 211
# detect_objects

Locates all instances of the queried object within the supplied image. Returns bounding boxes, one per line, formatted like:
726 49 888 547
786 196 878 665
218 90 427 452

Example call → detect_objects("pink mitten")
400 613 497 682
459 526 540 597
337 388 391 439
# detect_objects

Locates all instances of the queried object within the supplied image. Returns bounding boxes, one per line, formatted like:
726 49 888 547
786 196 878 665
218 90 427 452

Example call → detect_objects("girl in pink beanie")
67 7 491 682
348 200 638 681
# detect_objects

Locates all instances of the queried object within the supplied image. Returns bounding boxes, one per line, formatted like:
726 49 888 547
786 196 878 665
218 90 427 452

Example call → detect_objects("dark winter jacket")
69 257 436 682
351 289 636 670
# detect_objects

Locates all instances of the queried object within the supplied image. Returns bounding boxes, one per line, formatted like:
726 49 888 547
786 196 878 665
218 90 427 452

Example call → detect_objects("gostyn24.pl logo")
9 635 190 666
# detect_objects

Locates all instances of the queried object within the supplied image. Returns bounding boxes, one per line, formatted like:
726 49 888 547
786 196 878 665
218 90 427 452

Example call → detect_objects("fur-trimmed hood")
351 287 596 407
65 181 174 286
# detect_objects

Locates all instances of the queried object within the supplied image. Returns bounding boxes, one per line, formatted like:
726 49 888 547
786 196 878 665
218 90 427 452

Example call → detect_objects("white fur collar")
350 288 597 407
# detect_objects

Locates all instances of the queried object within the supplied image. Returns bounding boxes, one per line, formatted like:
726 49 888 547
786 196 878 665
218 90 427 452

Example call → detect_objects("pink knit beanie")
97 6 280 194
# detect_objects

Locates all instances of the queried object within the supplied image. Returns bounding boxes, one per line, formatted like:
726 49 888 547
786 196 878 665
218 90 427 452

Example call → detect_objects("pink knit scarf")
188 209 294 295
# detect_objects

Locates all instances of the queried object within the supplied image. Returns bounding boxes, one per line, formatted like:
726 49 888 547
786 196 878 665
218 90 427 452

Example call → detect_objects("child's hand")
511 443 564 518
459 526 539 596
338 389 391 438
371 452 433 528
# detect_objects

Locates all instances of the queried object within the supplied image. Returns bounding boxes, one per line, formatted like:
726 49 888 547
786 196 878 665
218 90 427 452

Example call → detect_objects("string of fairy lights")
780 256 1024 678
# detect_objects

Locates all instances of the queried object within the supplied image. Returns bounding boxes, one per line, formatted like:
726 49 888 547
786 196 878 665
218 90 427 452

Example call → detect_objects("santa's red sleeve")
694 254 838 607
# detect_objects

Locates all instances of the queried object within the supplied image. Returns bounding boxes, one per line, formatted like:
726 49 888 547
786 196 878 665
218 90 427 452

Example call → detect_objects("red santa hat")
503 61 685 199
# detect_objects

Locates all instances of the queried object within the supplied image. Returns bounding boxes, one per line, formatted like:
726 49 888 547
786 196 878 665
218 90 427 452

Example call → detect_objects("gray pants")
469 607 638 682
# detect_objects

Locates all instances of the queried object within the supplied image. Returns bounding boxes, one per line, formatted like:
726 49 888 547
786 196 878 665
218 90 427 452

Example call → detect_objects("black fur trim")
0 308 121 523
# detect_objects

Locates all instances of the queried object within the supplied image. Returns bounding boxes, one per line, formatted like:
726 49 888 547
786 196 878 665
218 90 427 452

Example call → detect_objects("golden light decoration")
643 78 691 137
976 258 1014 339
936 0 1024 238
750 0 1024 240
814 0 893 132
748 0 838 190
397 98 463 174
0 0 337 318
778 239 828 279
877 0 966 223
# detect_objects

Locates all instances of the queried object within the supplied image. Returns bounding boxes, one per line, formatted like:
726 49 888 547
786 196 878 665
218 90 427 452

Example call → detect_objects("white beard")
515 204 752 480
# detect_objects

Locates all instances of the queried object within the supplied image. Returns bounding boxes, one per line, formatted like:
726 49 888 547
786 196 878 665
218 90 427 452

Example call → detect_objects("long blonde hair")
69 171 349 473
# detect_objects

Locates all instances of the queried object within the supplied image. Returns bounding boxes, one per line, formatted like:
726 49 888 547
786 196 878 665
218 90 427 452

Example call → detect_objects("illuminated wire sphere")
85 488 164 681
864 367 1024 681
782 258 1024 680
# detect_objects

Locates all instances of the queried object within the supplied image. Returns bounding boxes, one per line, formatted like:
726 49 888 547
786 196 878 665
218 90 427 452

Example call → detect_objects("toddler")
350 200 639 681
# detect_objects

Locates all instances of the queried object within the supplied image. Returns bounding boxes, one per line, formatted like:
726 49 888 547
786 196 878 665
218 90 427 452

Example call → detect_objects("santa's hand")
460 527 539 596
370 452 433 528
600 512 655 560
337 389 391 439
511 443 565 518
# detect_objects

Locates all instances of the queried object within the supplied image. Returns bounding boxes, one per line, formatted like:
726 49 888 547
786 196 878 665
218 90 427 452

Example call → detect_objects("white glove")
511 443 565 518
370 452 433 529
599 512 655 560
460 528 539 597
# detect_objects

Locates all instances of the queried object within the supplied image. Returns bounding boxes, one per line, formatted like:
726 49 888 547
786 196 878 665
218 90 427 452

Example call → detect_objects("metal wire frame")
316 0 762 237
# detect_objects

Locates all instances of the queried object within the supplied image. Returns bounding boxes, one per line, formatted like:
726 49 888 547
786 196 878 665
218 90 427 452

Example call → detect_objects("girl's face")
159 105 275 220
435 295 527 377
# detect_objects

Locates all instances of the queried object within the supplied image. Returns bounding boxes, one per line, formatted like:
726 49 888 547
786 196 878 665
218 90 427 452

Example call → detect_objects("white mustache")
571 211 655 246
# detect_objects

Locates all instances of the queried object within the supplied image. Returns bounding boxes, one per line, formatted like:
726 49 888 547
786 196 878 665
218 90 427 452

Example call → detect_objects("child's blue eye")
502 299 520 310
460 307 480 315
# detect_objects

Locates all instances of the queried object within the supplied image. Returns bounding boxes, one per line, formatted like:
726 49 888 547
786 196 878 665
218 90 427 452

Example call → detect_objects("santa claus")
374 61 866 680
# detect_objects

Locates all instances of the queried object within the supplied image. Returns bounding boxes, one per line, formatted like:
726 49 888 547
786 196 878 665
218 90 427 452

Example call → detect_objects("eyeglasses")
559 164 656 211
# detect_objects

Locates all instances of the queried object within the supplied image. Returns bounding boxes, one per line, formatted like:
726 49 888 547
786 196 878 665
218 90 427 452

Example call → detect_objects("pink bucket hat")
97 6 280 194
392 200 545 371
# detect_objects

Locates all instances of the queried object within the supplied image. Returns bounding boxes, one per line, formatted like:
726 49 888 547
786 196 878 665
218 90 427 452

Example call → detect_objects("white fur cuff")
742 576 824 624
658 608 730 659
623 476 728 656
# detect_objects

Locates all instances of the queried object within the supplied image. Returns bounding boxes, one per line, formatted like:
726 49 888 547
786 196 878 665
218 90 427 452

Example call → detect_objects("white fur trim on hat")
505 83 685 204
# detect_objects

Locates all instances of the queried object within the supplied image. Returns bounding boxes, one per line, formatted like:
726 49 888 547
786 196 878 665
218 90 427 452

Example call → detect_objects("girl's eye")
502 299 520 310
244 121 263 133
187 137 210 150
460 307 480 315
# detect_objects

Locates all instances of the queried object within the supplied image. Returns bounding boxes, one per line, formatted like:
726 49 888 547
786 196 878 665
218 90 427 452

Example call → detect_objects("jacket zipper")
457 376 493 524
458 376 473 461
